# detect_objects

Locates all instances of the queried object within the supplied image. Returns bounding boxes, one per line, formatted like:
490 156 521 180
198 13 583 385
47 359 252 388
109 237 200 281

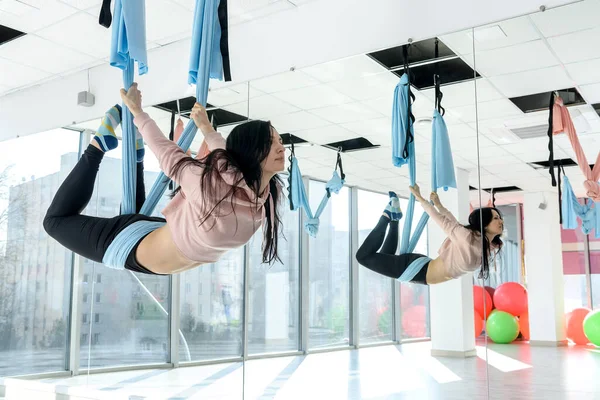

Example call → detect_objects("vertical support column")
68 130 91 375
429 167 476 357
523 192 567 346
349 187 360 348
169 274 181 367
300 177 310 353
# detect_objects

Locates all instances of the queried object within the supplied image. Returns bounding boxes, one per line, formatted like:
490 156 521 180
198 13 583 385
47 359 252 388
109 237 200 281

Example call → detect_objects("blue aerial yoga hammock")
561 172 600 238
287 141 345 237
102 0 228 269
392 43 456 282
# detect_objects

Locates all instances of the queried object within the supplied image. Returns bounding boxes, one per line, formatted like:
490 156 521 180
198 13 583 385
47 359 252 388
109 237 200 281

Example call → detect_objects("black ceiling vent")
368 38 455 70
397 58 479 90
324 137 379 152
154 97 248 127
367 37 479 90
470 185 523 193
0 25 25 46
592 103 600 118
281 133 308 146
510 88 586 113
528 158 591 169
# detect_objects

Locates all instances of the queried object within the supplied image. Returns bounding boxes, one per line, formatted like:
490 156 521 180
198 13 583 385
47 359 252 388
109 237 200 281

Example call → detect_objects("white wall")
523 191 567 343
0 0 576 141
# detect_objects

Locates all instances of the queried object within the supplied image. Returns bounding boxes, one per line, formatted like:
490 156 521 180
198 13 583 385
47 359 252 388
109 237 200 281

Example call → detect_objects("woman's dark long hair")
170 120 284 264
464 207 503 280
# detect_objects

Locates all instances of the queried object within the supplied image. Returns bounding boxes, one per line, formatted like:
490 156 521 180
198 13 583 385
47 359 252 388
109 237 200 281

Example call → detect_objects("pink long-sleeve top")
134 113 271 265
421 202 490 278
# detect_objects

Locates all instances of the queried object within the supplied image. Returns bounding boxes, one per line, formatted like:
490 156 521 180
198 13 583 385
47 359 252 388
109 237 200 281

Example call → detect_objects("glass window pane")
248 196 300 355
0 129 78 376
398 197 430 340
357 189 393 344
308 181 350 349
80 140 170 368
590 251 600 308
179 248 244 361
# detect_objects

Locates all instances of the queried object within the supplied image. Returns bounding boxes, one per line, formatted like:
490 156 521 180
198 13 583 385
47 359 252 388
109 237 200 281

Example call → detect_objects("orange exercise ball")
494 282 528 317
474 311 484 338
519 311 530 341
566 308 591 345
473 286 493 319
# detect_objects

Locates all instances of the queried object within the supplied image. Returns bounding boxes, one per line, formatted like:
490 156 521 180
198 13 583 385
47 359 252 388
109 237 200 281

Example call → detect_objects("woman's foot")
93 104 122 152
383 191 403 221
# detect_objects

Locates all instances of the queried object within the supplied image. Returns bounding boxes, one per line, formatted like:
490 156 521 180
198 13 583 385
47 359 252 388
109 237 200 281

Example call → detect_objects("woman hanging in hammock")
356 186 503 285
44 83 286 275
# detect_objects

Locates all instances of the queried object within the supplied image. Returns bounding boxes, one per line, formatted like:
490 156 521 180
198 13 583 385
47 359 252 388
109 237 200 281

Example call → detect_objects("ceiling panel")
473 40 558 77
273 85 353 110
309 102 384 124
564 57 600 86
269 110 331 132
0 34 95 74
293 124 358 145
145 0 193 43
341 117 391 138
451 98 522 123
208 84 265 107
546 27 600 64
36 12 110 59
0 0 77 33
578 82 600 104
420 78 503 108
530 0 600 37
301 54 387 83
0 56 51 88
250 71 320 94
489 65 572 98
57 0 101 10
327 72 399 102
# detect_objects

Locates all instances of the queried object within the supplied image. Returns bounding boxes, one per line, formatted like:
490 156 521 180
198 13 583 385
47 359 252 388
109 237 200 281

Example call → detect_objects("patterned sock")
93 104 121 152
383 191 403 221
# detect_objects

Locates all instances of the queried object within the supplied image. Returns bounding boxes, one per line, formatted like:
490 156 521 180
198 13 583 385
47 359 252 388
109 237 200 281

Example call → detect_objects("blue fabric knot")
326 171 344 194
304 218 320 237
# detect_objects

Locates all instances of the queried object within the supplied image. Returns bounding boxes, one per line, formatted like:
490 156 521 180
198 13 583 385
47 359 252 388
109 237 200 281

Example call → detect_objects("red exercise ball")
400 284 414 309
402 305 427 338
473 286 493 319
493 282 528 317
484 286 496 308
519 311 530 340
566 308 591 345
474 311 484 338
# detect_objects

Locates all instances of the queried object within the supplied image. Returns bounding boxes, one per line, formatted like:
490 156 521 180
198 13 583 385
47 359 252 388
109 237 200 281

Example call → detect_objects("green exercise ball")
583 309 600 347
486 310 520 344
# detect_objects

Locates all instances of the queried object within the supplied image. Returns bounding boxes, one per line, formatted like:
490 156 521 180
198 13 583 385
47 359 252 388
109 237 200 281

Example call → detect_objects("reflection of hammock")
287 141 345 237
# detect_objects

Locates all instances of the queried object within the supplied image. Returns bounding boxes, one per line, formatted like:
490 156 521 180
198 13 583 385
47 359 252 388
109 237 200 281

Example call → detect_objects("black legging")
43 145 165 274
356 216 429 285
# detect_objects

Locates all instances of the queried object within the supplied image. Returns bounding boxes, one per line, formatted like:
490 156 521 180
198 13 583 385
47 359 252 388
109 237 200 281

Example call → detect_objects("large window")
80 141 170 368
0 129 78 376
561 217 589 312
308 182 350 349
397 197 430 340
357 190 393 344
247 199 300 355
179 248 244 361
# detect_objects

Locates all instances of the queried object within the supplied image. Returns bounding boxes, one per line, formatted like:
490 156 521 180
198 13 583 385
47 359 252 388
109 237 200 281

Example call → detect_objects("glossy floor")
7 341 600 399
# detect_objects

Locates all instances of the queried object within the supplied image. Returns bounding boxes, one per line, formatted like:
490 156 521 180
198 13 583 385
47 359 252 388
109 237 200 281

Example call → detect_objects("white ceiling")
2 0 599 206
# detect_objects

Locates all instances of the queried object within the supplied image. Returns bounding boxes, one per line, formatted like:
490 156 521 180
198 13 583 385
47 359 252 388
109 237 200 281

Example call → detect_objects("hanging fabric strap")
550 95 600 202
103 221 167 269
434 39 445 116
397 256 432 282
99 0 113 28
139 0 227 215
392 58 456 259
547 92 557 188
561 174 600 238
287 142 345 237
